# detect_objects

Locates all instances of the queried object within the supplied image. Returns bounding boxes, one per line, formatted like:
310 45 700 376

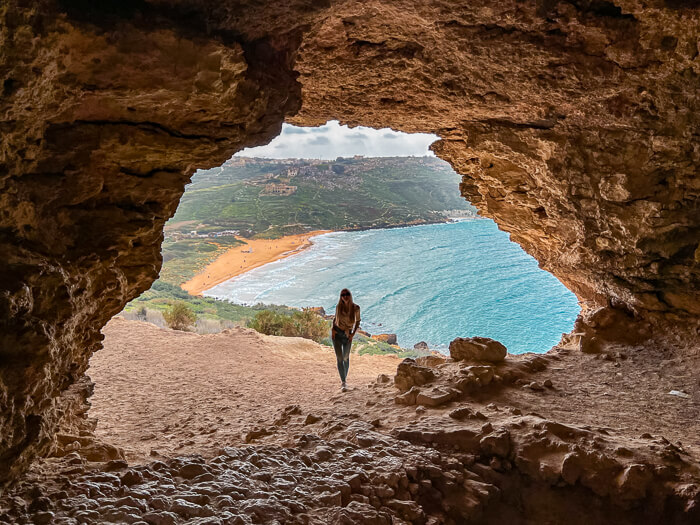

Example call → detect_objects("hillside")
167 156 475 238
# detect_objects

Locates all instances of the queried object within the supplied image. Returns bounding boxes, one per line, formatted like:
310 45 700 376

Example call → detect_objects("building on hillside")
261 184 297 196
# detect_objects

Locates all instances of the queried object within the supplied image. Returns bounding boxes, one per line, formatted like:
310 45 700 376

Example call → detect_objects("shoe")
341 382 347 392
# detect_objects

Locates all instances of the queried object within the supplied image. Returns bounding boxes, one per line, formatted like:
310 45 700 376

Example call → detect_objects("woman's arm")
349 307 361 339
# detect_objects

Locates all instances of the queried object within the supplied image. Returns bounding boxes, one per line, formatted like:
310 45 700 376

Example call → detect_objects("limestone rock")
460 365 496 385
394 359 435 393
373 334 398 345
1 0 699 486
449 407 487 421
416 387 459 408
450 337 507 363
395 387 420 406
415 355 447 368
304 414 322 425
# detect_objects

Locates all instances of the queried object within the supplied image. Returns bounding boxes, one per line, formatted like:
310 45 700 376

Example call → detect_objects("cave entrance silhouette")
1 6 698 523
85 120 585 463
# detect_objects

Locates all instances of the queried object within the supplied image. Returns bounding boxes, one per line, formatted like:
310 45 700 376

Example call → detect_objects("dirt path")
90 317 400 463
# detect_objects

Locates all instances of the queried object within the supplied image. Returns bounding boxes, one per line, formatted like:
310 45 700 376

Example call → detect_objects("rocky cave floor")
1 318 699 524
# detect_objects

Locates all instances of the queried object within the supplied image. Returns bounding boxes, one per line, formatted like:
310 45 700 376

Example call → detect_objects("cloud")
307 136 331 145
282 126 309 135
234 120 438 159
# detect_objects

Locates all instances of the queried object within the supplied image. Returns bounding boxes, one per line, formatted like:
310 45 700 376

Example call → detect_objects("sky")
235 120 439 159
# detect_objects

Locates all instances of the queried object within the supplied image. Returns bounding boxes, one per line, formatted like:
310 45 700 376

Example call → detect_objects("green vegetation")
160 237 244 284
163 301 197 331
353 335 430 359
247 309 331 344
168 156 476 238
124 281 297 325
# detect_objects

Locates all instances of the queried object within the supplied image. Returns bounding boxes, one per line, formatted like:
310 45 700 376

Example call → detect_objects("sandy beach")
181 230 331 295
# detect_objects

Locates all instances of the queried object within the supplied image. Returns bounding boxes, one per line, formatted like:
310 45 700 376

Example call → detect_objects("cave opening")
90 120 579 465
1 1 699 522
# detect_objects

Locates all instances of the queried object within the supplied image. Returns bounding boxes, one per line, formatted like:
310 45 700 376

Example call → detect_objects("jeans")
332 330 352 382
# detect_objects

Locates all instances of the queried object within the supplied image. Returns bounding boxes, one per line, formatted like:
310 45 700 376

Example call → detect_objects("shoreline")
182 218 483 297
181 230 331 296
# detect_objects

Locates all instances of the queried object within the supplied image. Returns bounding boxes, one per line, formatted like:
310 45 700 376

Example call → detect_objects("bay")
204 220 580 354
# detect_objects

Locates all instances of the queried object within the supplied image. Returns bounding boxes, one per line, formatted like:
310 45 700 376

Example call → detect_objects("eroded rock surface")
0 0 698 495
0 319 698 524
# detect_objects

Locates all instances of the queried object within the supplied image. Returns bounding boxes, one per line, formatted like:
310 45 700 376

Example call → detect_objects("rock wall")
0 0 302 483
1 0 698 484
290 0 700 327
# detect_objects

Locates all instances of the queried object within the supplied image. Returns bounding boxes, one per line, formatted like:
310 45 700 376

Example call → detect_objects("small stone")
178 463 208 480
449 407 487 421
304 414 322 425
543 379 553 388
32 512 54 525
313 446 333 462
243 427 271 443
143 511 179 525
105 459 129 471
395 386 420 405
120 470 144 487
416 387 458 407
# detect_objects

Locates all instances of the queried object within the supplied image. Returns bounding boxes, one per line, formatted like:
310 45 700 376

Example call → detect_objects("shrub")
289 309 329 342
163 301 197 331
248 310 285 336
136 306 147 321
247 308 329 343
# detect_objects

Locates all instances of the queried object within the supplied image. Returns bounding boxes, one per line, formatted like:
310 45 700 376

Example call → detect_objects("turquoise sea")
204 220 580 354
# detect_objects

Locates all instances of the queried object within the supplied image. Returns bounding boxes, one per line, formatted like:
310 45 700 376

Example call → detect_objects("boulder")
373 333 398 345
394 359 435 392
413 341 429 350
449 337 507 363
376 374 392 384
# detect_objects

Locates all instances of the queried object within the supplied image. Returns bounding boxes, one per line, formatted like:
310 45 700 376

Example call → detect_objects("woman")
332 288 361 392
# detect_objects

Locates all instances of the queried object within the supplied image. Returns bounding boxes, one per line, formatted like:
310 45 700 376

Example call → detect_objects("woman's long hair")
336 288 355 319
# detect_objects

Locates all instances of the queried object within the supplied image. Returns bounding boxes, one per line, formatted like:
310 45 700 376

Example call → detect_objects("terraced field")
169 156 474 238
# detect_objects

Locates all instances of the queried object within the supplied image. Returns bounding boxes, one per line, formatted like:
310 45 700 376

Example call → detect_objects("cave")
1 0 699 521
